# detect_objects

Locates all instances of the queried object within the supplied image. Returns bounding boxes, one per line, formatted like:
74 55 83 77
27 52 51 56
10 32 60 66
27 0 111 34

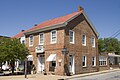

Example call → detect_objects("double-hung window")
51 30 57 44
69 30 74 44
39 33 44 45
82 55 87 67
82 34 86 46
91 36 95 47
29 35 34 46
92 56 96 66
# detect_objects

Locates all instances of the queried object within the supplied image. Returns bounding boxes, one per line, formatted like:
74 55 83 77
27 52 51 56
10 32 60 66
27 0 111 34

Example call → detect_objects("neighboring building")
108 52 120 68
0 35 10 70
99 52 109 71
24 6 99 75
13 30 33 72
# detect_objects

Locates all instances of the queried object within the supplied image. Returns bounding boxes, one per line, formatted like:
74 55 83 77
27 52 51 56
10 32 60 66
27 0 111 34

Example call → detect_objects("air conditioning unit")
35 45 45 53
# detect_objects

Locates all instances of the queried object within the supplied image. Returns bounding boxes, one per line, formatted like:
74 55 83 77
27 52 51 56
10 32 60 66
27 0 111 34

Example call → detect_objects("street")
68 70 120 80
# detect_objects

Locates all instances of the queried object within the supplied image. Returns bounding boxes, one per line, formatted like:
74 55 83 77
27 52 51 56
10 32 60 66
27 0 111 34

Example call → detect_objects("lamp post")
25 58 27 78
61 46 69 75
25 49 29 78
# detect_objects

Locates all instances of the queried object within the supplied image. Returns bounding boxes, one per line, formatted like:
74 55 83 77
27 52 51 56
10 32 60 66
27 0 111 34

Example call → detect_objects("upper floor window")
91 36 95 47
82 34 86 46
29 35 34 46
82 55 87 67
69 30 74 44
51 30 57 44
22 40 25 44
92 56 96 66
39 33 44 45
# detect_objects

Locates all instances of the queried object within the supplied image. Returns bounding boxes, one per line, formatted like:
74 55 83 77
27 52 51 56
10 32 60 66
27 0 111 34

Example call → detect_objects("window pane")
82 34 86 46
51 31 57 43
69 30 74 43
29 35 33 46
39 33 44 44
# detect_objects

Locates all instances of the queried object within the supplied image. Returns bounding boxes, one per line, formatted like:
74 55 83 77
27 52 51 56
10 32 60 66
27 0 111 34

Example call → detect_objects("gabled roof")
12 31 25 38
25 11 82 33
25 8 99 37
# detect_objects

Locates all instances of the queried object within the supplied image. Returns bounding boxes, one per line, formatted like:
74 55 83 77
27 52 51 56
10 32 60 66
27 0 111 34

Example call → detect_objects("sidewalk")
0 68 120 80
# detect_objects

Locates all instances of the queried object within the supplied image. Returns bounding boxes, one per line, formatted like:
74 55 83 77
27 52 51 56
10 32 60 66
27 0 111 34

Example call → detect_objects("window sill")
82 44 86 46
82 66 87 68
50 42 56 44
70 42 74 44
29 45 33 47
92 66 96 67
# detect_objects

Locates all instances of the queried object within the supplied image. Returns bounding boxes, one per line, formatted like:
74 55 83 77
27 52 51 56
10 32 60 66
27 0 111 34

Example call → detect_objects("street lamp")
25 58 27 78
62 46 68 55
61 46 70 76
25 49 29 78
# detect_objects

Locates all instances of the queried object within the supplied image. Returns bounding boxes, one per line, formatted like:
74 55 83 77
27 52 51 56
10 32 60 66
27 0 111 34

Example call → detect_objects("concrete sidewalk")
0 68 120 80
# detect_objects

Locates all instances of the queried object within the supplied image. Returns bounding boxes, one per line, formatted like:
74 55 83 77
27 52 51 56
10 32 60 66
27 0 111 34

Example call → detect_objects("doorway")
69 55 75 74
37 54 45 73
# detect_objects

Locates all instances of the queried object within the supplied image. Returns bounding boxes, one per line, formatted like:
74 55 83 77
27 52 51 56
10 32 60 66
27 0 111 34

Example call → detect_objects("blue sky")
0 0 120 39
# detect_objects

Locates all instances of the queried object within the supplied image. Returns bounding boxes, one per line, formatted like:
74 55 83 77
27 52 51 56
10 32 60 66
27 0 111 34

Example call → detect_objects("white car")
2 65 9 70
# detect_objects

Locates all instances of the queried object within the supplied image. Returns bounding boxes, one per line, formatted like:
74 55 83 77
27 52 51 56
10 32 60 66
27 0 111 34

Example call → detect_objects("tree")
98 38 120 54
0 37 29 73
0 37 8 71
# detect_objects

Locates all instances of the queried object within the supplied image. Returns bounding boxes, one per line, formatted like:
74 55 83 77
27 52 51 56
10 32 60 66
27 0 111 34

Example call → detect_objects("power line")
113 31 120 38
110 28 120 38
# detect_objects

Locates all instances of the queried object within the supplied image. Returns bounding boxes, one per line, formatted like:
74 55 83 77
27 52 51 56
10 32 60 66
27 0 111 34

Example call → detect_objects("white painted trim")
82 11 99 37
72 55 75 74
25 22 67 35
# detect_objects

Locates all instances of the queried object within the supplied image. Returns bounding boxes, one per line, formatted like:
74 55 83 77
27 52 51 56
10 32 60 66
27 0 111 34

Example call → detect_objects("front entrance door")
69 55 75 74
37 55 44 73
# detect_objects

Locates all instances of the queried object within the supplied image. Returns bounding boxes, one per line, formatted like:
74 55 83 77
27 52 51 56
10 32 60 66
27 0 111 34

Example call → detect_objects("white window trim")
39 33 44 45
69 30 75 44
51 30 57 44
29 35 34 47
82 34 86 46
92 56 96 66
82 55 87 67
92 36 95 47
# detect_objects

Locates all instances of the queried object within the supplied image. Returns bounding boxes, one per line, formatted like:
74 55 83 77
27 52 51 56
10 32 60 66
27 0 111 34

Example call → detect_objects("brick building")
24 6 99 75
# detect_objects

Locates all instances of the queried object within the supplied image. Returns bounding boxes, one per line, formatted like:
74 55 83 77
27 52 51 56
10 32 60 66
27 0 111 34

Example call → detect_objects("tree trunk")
11 61 15 74
0 62 2 71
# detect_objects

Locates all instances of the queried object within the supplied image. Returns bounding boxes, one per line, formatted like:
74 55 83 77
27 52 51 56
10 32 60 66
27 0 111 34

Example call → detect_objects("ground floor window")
99 56 107 66
49 61 56 72
82 55 87 67
92 56 96 66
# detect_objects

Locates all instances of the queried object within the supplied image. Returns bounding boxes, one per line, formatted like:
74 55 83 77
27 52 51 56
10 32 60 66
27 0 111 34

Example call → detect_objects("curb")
64 69 120 80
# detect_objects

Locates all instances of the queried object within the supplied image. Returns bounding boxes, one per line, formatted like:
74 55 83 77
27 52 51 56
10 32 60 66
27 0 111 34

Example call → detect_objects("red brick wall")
25 13 99 75
64 14 99 74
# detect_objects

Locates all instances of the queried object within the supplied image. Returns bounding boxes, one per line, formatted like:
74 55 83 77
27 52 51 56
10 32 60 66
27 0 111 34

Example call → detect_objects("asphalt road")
70 70 120 80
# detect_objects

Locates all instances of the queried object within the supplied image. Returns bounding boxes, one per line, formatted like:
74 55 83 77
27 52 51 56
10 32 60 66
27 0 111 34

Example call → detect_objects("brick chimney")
78 6 84 12
21 30 25 32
